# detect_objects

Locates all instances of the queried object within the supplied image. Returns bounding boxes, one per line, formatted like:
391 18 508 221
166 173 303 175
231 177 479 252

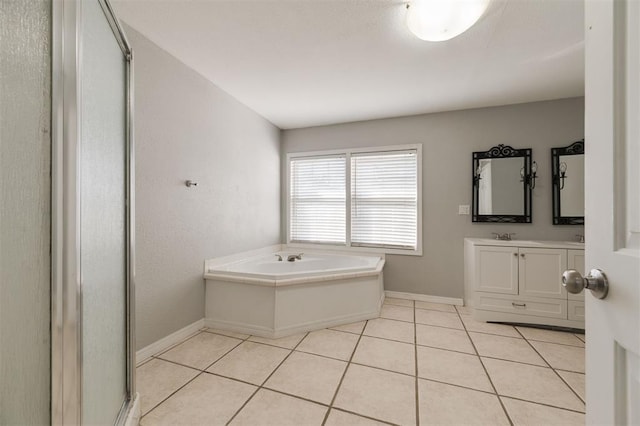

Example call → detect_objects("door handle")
562 269 609 299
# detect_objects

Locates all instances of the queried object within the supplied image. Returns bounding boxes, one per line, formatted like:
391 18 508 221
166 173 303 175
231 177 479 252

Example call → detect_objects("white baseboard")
136 319 205 365
385 290 464 306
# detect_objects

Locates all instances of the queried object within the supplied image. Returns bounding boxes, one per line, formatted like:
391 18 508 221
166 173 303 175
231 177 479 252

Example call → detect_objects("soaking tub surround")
204 246 385 338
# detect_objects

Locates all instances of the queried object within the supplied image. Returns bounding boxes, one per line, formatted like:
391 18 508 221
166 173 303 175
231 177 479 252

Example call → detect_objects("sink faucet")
492 233 516 241
287 253 303 262
275 254 283 261
576 234 585 243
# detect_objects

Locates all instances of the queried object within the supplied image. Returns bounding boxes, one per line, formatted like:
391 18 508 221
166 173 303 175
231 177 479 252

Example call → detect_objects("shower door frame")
51 0 135 424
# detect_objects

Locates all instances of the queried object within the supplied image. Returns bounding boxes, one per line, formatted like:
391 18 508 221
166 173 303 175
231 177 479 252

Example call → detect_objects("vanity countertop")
464 238 584 250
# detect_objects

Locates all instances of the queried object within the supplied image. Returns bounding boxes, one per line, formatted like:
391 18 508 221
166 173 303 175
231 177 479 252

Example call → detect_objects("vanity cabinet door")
567 249 586 301
518 248 567 299
474 246 518 294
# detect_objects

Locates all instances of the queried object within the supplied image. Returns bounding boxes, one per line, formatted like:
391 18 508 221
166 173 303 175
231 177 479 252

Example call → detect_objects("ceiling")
112 0 585 130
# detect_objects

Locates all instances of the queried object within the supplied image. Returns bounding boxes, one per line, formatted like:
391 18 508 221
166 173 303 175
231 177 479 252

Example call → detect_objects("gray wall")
0 0 51 423
125 26 281 349
282 98 585 300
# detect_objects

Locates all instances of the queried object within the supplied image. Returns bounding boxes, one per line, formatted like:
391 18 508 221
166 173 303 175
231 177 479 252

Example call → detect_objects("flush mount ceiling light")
406 0 491 42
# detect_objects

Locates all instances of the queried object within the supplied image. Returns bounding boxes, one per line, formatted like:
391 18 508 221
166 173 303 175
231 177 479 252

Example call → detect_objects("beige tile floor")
137 298 586 426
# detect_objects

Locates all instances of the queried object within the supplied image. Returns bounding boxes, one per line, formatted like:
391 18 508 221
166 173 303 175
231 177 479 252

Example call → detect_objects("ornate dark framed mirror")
552 139 584 225
472 144 534 223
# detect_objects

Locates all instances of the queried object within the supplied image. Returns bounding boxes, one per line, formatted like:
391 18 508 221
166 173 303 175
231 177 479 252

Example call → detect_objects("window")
287 145 421 254
289 155 346 244
351 151 417 249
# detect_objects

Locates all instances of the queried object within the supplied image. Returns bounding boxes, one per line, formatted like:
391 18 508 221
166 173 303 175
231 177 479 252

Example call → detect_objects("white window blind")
350 150 418 249
290 156 346 244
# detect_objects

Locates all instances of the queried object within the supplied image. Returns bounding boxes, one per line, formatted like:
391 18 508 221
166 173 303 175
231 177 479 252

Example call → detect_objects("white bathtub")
204 247 385 338
206 252 383 284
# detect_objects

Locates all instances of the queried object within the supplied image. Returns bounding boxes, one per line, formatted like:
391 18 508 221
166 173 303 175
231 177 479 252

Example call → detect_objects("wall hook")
185 180 198 188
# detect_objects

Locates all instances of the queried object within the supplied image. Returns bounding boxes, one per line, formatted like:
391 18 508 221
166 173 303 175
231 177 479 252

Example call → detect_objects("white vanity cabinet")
465 238 585 329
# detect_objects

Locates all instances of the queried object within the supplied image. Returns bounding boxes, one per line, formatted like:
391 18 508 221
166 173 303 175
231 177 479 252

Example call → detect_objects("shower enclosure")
51 0 136 423
2 0 135 423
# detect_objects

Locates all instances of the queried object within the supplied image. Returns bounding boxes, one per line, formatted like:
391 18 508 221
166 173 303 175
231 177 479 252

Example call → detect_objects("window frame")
286 144 423 256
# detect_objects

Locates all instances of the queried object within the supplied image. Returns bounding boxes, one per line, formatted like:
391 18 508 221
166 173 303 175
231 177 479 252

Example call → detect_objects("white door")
585 0 640 424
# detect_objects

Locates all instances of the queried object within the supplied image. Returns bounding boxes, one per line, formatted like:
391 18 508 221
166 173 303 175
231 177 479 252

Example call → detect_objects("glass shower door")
80 0 128 424
52 0 134 423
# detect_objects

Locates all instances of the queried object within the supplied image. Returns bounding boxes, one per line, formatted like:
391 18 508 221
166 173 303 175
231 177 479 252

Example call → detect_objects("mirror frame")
472 144 533 223
551 139 584 225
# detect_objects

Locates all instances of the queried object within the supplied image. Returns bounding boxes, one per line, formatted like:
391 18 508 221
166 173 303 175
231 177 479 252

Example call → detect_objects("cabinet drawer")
476 293 567 319
568 300 585 321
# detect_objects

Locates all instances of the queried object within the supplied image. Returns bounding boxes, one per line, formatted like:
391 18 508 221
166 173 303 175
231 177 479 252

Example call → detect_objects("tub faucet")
275 254 283 261
287 253 303 262
492 232 515 241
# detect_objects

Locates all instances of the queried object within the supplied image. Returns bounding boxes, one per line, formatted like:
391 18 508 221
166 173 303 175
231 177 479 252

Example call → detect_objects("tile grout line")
292 348 415 379
320 320 368 426
477 353 585 376
156 330 252 371
364 332 430 347
148 327 522 410
413 300 420 426
511 327 587 348
361 332 417 345
196 350 403 423
139 314 585 424
202 361 508 408
385 299 457 313
203 331 400 425
135 357 155 369
514 327 586 405
412 340 558 367
214 379 399 426
275 325 567 372
521 338 585 349
140 370 203 420
224 332 310 425
328 407 399 426
240 342 552 401
224 344 533 398
474 328 586 349
259 385 331 408
454 306 515 426
201 328 252 340
333 305 584 345
149 329 208 360
381 311 535 338
149 356 204 374
382 314 462 328
499 395 587 415
141 332 249 419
